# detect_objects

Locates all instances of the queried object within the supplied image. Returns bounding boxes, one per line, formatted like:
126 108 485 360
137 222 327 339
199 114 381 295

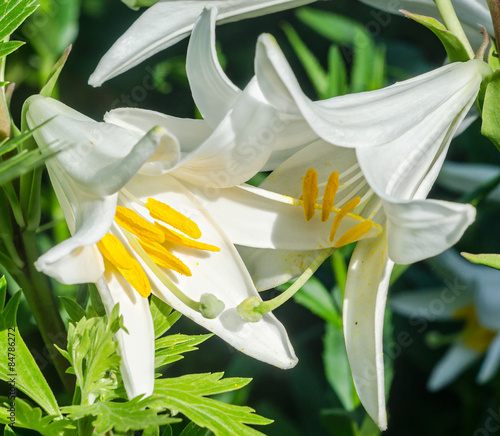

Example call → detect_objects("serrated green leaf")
62 396 180 433
481 70 500 150
154 373 271 436
323 323 358 411
59 296 86 323
0 278 59 416
151 295 181 339
282 22 328 99
180 422 213 436
401 11 470 63
291 276 341 326
0 0 38 41
461 252 500 270
60 305 123 404
0 397 72 435
0 41 24 58
155 334 212 369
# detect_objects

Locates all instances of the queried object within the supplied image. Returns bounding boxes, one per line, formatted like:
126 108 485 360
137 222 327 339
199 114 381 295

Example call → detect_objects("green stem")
14 230 74 395
434 0 474 58
487 0 500 50
258 248 335 314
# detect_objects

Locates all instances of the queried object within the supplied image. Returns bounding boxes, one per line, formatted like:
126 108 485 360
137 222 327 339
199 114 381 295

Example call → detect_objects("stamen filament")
302 168 319 221
120 188 146 207
336 171 364 193
146 198 202 239
329 197 361 242
333 221 373 248
321 171 339 222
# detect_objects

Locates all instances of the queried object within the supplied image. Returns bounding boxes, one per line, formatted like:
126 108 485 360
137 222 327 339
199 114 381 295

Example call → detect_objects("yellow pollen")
302 168 319 221
115 206 165 243
155 222 220 252
321 171 339 222
138 239 192 276
329 197 361 243
333 221 373 248
97 233 151 298
453 305 496 352
146 198 202 239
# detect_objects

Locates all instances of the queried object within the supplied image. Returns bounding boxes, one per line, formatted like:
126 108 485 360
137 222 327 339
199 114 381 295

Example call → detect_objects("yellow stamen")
155 222 220 252
146 198 202 239
329 197 361 242
97 233 151 298
302 168 319 221
138 239 192 276
115 206 165 243
333 221 373 248
321 171 339 222
453 305 496 352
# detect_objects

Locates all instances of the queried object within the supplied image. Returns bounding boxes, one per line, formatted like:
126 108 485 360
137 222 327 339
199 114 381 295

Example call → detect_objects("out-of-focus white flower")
392 250 500 390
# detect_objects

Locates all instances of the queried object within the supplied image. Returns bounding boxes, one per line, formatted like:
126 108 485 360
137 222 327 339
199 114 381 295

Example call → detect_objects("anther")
115 206 165 243
146 198 202 239
302 168 319 221
321 171 339 222
138 239 192 276
329 197 361 242
333 221 373 248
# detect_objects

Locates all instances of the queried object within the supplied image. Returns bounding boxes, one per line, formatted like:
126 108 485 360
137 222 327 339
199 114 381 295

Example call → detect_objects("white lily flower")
358 0 492 49
438 161 500 201
25 90 306 401
392 250 500 390
229 35 491 429
88 0 315 87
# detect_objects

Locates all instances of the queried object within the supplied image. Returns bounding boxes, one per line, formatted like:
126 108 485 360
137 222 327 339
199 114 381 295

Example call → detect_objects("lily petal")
383 198 476 265
427 342 481 391
255 35 489 148
343 234 392 431
124 174 298 368
97 270 155 399
89 0 315 86
477 332 500 383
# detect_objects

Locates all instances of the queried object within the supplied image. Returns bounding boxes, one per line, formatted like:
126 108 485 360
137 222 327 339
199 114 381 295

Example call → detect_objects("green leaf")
89 284 106 317
326 45 348 98
291 276 341 326
488 40 500 71
0 41 24 58
40 45 72 98
401 11 470 63
355 415 381 436
282 22 328 98
154 373 272 436
3 424 16 435
0 397 72 435
151 295 181 339
323 323 358 411
0 0 39 41
481 70 500 150
0 277 59 416
179 422 213 436
62 396 180 433
351 29 376 93
59 296 86 324
59 305 123 404
461 252 500 270
155 334 212 369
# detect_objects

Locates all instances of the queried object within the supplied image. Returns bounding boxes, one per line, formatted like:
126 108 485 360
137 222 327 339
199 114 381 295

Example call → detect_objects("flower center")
301 168 376 248
453 305 496 352
97 197 220 299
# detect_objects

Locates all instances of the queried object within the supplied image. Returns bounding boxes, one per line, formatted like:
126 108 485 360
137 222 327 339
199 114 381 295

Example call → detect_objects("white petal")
343 234 392 431
27 96 171 195
186 6 240 127
123 174 298 368
358 0 492 49
383 198 476 264
237 246 320 291
191 184 381 249
391 288 472 321
89 0 315 86
255 35 487 148
97 271 155 399
438 161 500 202
427 342 481 391
477 333 500 383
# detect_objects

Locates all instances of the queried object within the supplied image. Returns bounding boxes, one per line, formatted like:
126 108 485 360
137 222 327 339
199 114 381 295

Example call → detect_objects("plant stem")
14 230 74 395
487 0 500 51
434 0 474 58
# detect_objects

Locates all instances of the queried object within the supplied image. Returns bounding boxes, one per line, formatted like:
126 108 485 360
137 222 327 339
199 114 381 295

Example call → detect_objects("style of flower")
391 250 500 390
233 34 491 429
88 0 315 86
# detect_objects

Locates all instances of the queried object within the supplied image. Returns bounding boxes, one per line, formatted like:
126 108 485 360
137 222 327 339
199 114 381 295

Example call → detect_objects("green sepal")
401 11 470 62
481 70 500 150
461 252 500 270
40 45 72 98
